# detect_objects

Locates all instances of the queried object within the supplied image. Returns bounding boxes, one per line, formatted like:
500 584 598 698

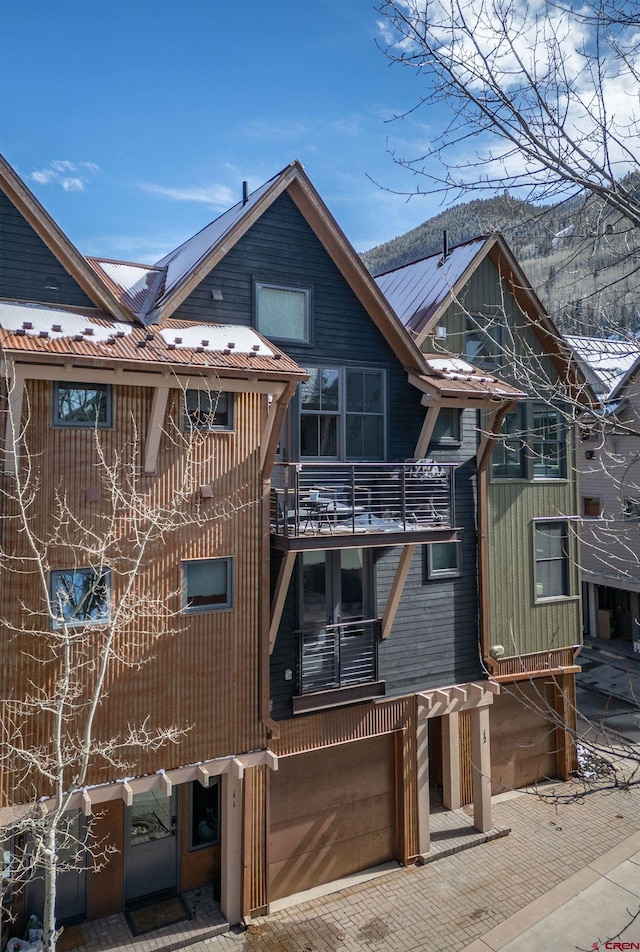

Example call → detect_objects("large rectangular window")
532 405 566 478
465 315 503 368
255 282 310 342
534 521 570 600
183 558 232 612
53 382 112 427
300 366 385 460
492 406 526 479
51 568 110 627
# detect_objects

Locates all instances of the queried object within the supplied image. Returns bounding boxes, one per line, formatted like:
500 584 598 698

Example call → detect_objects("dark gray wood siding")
377 409 482 695
0 189 94 308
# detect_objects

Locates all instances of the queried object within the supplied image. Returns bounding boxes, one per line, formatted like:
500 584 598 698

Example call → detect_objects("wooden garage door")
269 735 396 901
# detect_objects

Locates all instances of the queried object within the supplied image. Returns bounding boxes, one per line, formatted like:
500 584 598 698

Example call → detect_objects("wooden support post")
221 771 243 926
416 708 430 855
470 706 492 833
441 712 462 810
269 551 296 654
381 545 416 639
144 385 170 473
414 404 441 459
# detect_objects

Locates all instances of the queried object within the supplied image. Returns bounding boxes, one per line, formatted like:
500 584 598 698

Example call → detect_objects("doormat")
125 894 192 936
56 925 85 952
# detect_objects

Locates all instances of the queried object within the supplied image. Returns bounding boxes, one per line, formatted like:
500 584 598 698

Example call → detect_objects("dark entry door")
125 789 178 902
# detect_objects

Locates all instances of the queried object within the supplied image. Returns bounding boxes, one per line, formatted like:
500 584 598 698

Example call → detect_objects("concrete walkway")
187 776 640 952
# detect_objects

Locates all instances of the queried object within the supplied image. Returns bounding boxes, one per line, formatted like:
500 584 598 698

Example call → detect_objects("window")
492 406 526 479
183 558 232 612
465 315 503 368
54 382 112 427
51 568 110 627
300 366 385 460
190 779 220 849
431 408 461 446
491 403 567 481
582 496 602 518
184 390 233 430
425 540 462 579
623 498 640 521
531 405 566 478
534 521 570 600
255 282 310 342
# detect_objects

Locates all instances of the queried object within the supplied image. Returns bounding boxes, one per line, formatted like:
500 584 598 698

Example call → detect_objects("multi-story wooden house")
566 336 640 647
0 157 534 928
375 235 589 792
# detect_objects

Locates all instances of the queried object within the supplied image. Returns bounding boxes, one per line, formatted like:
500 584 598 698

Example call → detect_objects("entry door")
300 549 375 692
125 789 178 903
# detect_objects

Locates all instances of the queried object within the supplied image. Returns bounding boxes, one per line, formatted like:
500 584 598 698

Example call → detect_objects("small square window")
53 382 112 427
582 496 602 518
44 275 59 291
184 390 233 430
190 779 220 849
183 558 232 612
51 568 110 627
256 282 310 342
425 540 462 579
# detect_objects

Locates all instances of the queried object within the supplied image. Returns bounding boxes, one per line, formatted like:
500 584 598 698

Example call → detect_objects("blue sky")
1 0 445 265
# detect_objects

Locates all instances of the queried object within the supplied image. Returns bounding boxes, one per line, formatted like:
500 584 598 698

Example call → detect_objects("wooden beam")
4 366 25 476
381 545 417 639
259 381 295 475
477 401 515 473
156 770 172 796
441 712 461 811
414 405 440 459
269 551 296 654
471 706 492 833
144 385 169 473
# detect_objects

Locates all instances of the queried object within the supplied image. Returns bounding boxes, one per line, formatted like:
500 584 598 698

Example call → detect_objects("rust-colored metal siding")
1 380 268 806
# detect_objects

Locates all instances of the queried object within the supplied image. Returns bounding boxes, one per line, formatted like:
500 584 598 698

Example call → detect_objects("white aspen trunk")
42 826 58 951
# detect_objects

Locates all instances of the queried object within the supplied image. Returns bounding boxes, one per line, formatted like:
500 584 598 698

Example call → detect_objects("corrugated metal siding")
0 188 95 308
1 380 268 805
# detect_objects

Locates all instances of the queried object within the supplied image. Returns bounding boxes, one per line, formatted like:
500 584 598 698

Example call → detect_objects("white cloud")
138 181 236 209
29 159 100 192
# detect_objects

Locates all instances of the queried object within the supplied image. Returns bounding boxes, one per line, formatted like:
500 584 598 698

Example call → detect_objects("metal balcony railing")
298 618 380 694
270 461 456 539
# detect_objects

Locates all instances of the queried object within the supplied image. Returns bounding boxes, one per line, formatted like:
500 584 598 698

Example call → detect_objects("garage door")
269 734 396 901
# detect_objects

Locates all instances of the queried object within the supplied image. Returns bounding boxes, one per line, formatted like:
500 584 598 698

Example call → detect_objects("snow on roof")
153 173 282 308
0 300 133 342
86 258 164 319
158 324 273 357
374 239 488 336
564 335 640 398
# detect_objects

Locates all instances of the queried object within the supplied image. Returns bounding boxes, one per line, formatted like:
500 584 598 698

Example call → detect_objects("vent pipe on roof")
242 181 249 206
443 229 449 261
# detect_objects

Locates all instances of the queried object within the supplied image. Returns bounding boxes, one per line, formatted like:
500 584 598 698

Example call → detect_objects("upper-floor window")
300 366 385 460
534 520 571 600
255 282 310 343
184 389 233 431
430 408 461 447
465 315 503 368
491 402 567 481
623 498 640 521
582 496 602 519
425 539 462 579
51 567 110 627
183 557 232 613
53 382 112 428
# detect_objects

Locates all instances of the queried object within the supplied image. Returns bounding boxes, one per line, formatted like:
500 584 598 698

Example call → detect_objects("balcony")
270 461 457 549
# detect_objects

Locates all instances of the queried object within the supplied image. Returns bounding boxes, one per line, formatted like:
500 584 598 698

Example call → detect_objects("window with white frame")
300 366 385 460
255 282 310 342
531 405 566 478
534 521 570 600
53 382 112 427
51 568 110 627
183 558 232 612
184 390 233 431
425 540 462 579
